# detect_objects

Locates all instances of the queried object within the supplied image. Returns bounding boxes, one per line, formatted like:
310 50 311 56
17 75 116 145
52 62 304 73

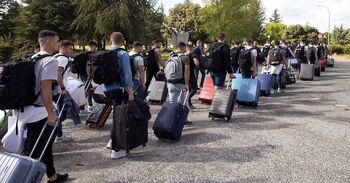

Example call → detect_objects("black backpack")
308 47 317 63
269 48 283 65
261 45 271 58
0 54 50 111
91 49 121 85
143 49 157 67
295 45 306 61
204 44 225 70
230 47 241 66
130 53 141 78
238 48 253 69
71 52 89 75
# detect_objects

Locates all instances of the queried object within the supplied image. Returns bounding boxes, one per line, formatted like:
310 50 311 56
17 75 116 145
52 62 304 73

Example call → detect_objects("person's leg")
87 82 94 107
188 79 197 108
55 95 64 138
145 66 159 90
199 67 206 88
272 74 278 90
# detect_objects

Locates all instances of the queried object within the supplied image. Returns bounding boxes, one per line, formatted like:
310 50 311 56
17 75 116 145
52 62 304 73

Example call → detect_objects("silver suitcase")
300 63 315 81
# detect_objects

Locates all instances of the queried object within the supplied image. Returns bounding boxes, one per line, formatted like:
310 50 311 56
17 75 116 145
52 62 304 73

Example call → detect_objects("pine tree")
269 9 282 23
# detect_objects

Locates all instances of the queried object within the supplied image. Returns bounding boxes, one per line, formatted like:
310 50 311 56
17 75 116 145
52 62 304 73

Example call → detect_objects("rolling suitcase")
0 104 65 183
236 78 260 107
319 60 326 72
198 75 215 104
314 61 321 77
148 80 167 104
256 74 273 96
209 81 236 122
153 91 189 141
232 73 243 91
86 104 112 129
300 63 314 81
113 99 150 152
288 74 296 84
326 58 334 67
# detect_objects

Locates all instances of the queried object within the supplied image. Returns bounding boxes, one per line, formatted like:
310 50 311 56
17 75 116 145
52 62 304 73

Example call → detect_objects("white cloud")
160 0 350 32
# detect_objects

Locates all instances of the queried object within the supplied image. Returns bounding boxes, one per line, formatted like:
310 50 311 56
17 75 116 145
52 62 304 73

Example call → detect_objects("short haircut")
88 41 98 47
110 32 124 44
217 32 225 40
272 40 280 46
235 41 240 45
132 41 143 48
177 42 186 48
246 38 253 44
152 39 162 45
60 40 74 47
38 30 58 39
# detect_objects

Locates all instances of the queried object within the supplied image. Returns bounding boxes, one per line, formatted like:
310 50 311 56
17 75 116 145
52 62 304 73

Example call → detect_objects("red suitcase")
199 75 215 104
319 59 326 72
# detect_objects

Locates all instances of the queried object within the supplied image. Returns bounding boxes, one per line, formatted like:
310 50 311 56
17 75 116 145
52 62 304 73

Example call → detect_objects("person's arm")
223 45 233 74
194 57 200 68
155 49 164 68
86 60 91 79
57 57 68 95
121 52 134 101
184 64 190 91
41 80 57 126
252 50 257 76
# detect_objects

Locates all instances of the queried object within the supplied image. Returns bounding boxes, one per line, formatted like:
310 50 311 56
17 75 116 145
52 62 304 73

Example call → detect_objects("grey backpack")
165 54 184 84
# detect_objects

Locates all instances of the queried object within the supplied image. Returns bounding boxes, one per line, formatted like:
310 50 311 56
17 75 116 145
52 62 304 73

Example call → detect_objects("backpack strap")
55 54 70 75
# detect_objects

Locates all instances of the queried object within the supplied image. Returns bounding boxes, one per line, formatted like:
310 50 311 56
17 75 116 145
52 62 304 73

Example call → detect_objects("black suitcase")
209 82 236 122
314 61 321 77
86 104 112 129
113 99 150 152
148 80 167 104
153 91 189 141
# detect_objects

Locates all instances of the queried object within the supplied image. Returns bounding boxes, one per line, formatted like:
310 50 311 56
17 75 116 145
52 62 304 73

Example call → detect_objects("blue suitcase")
232 73 243 91
256 74 273 96
153 92 189 141
237 79 260 107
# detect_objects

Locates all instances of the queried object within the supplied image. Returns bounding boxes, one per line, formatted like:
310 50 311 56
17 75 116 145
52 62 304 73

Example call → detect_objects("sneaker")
106 140 112 150
184 121 193 126
277 88 282 93
47 173 69 183
55 134 73 143
190 105 196 110
111 150 127 159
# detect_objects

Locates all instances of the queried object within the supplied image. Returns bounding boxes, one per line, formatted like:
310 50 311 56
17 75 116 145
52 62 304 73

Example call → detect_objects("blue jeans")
272 74 281 90
210 71 226 87
167 83 183 102
133 80 147 100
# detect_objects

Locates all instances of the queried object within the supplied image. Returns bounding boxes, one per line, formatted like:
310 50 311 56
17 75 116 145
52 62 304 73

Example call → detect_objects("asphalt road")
3 60 350 183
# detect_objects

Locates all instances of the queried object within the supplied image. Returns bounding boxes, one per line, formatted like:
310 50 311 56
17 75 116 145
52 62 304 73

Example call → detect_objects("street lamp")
317 5 331 46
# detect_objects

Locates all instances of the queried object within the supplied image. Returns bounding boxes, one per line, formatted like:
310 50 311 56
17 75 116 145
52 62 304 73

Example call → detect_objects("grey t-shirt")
32 51 58 105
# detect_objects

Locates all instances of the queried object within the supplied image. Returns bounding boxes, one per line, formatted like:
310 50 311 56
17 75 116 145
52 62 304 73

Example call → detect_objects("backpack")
204 44 225 70
238 48 253 69
164 53 184 84
0 54 50 111
255 47 266 64
130 53 142 78
71 52 89 75
269 48 283 65
143 49 157 67
91 49 122 85
295 45 306 61
230 47 241 66
262 45 271 58
308 47 317 63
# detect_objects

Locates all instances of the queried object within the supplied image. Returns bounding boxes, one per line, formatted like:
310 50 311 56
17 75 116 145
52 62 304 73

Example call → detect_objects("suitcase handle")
29 95 66 161
178 90 190 106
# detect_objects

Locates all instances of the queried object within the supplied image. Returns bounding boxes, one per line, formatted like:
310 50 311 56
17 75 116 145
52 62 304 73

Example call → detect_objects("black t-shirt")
188 53 198 79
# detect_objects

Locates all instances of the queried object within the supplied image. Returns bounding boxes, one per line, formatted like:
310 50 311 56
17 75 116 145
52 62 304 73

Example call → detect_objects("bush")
0 34 14 63
344 44 350 54
329 44 344 55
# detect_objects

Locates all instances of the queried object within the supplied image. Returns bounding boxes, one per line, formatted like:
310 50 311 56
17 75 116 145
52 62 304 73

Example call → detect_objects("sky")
159 0 350 32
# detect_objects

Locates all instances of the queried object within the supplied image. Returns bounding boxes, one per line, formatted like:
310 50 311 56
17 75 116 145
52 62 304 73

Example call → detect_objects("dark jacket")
209 42 233 74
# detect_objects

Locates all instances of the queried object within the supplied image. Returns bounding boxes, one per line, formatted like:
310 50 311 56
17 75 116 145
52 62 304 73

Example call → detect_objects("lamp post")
317 5 331 46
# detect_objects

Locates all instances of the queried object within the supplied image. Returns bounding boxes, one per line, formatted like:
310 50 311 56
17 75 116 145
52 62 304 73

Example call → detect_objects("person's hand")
128 93 134 101
47 111 57 127
60 88 68 96
141 84 146 92
182 85 189 91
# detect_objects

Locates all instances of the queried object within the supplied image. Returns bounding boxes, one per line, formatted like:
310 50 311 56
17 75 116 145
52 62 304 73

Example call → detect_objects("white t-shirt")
129 51 144 81
14 51 58 124
54 54 69 87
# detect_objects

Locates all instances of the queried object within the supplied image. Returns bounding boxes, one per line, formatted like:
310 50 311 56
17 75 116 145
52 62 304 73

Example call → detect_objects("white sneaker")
55 134 73 143
111 150 127 159
277 88 282 93
106 140 112 150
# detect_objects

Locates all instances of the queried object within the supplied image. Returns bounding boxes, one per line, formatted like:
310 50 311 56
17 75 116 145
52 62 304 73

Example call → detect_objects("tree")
264 23 287 41
283 24 306 43
0 0 19 39
303 24 320 43
269 9 281 23
199 0 265 42
13 0 76 58
331 25 350 45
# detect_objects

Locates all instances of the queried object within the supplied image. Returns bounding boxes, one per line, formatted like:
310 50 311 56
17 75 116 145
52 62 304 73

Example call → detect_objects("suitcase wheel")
224 117 230 122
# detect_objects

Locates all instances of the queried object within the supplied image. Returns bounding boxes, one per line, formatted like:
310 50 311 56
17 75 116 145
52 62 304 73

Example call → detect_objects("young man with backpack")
239 38 257 78
186 42 200 109
53 40 77 143
230 41 242 73
267 40 287 93
129 41 146 100
103 32 134 159
145 39 163 90
19 30 68 182
194 40 205 88
206 32 233 88
85 41 99 111
294 40 308 72
308 42 318 64
165 42 190 102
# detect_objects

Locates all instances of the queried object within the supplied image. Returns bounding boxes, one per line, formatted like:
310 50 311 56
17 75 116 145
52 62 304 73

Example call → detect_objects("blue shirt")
102 45 133 92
